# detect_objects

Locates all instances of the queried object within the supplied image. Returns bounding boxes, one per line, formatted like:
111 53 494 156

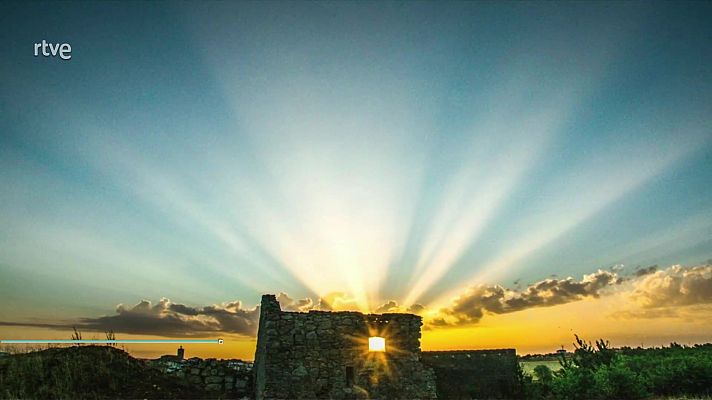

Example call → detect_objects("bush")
592 359 647 399
543 336 711 400
552 367 597 400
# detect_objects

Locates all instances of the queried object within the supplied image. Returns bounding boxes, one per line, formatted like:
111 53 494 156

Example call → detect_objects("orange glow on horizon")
3 294 711 361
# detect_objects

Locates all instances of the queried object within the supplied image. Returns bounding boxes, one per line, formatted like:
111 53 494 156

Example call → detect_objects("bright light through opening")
368 336 385 352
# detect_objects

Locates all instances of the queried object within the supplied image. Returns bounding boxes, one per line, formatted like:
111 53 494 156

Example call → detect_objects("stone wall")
421 349 521 399
152 357 253 397
253 294 437 399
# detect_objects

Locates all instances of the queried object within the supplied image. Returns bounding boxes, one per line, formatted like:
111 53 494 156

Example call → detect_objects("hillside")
0 345 209 399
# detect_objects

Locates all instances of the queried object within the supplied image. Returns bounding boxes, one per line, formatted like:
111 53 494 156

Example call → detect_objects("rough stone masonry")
253 294 437 399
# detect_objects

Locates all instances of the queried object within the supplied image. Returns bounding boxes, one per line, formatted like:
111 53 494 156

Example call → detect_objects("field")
520 359 563 377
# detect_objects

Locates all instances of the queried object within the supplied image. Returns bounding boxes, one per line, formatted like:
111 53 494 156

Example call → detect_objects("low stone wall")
422 349 521 399
151 357 253 397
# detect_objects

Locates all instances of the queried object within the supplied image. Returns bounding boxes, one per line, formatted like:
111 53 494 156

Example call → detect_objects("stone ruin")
423 350 521 399
253 294 437 399
253 294 521 399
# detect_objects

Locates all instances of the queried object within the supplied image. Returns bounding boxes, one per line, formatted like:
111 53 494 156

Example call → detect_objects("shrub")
549 336 712 400
533 364 554 384
592 359 647 399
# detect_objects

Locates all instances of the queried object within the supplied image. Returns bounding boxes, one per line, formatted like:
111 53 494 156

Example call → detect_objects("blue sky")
1 1 711 325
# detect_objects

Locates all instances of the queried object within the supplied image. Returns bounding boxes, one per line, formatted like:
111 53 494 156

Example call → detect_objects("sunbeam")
430 119 711 308
1 2 711 364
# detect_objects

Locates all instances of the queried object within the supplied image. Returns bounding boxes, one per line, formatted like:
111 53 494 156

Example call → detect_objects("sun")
368 336 386 352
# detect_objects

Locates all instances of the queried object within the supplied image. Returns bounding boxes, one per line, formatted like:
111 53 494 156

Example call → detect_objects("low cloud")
77 297 260 337
431 263 712 326
407 303 426 315
631 264 712 309
634 265 658 277
273 292 372 313
374 300 400 314
3 263 709 336
0 320 74 329
316 292 361 311
430 269 620 326
271 293 424 316
276 292 314 312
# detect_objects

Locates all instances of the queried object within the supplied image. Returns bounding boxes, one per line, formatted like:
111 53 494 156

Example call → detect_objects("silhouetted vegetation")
2 335 710 399
522 335 712 400
0 346 207 399
71 327 82 342
105 330 116 347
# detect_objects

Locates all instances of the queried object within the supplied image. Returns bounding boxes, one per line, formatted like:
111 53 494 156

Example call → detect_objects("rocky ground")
149 354 253 395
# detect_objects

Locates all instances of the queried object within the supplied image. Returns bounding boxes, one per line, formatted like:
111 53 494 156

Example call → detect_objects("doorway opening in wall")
345 366 354 387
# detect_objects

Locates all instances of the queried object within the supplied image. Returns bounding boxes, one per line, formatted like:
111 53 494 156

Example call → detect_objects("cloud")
276 292 315 312
611 264 625 272
430 263 712 326
634 265 658 277
368 300 426 315
431 269 620 326
4 263 709 336
374 300 400 314
407 304 426 315
76 297 261 337
316 292 362 311
0 321 74 329
631 264 712 309
248 293 416 316
267 292 372 313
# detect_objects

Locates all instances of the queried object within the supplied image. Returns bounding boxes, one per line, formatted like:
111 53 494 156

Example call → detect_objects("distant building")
155 346 186 363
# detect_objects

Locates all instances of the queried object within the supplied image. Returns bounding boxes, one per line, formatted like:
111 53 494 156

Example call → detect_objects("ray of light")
400 39 623 306
402 89 572 307
2 2 709 323
430 121 711 308
178 2 656 312
188 17 437 311
76 132 301 294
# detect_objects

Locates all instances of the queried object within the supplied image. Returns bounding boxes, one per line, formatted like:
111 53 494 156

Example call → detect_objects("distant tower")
177 346 185 360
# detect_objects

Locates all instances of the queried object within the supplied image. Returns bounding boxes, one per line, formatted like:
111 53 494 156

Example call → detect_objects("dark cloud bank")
429 269 622 326
81 298 261 337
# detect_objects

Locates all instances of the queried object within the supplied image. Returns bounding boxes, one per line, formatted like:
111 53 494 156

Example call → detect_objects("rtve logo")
34 40 72 60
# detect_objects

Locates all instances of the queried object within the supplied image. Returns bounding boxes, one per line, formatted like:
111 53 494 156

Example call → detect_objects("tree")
534 364 553 384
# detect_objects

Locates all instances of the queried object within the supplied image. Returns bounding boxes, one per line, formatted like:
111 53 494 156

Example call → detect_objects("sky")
0 1 711 360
